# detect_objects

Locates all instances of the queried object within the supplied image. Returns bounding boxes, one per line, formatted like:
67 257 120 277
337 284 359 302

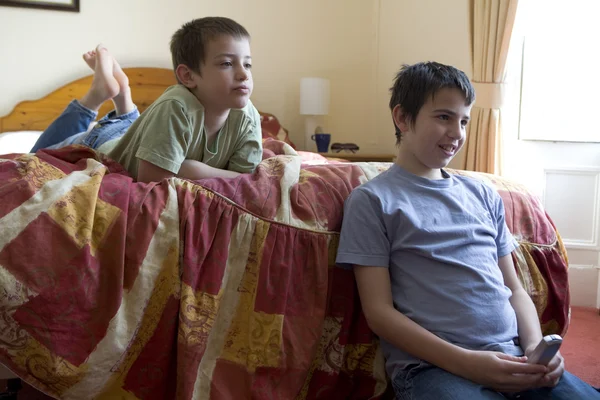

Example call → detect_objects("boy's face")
188 35 253 111
394 87 472 179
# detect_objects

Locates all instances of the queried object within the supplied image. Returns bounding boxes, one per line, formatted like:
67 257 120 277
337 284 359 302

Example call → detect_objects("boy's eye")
244 63 252 69
221 61 233 67
461 120 469 126
438 115 450 121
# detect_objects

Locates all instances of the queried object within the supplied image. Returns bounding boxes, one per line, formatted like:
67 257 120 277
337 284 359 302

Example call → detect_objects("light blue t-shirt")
336 164 520 377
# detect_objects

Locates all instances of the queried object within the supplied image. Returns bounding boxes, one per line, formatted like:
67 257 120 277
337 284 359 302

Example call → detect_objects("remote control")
526 334 562 365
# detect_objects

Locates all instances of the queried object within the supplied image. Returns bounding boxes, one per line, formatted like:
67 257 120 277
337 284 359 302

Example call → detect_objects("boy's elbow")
361 304 393 336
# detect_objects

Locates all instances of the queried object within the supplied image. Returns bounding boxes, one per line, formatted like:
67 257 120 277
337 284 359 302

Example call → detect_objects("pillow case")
0 131 42 155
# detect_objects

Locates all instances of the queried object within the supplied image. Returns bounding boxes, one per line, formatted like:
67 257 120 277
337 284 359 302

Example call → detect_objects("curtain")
461 0 519 174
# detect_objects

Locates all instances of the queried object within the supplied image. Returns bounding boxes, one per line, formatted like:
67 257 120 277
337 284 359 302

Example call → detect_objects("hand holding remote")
526 334 563 366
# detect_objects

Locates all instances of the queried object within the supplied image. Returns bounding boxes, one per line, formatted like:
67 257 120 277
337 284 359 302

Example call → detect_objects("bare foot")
111 56 135 115
83 48 129 97
79 45 120 111
82 50 96 70
112 58 129 95
82 46 133 115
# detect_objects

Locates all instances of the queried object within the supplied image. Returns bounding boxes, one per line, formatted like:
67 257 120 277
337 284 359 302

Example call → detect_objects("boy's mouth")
233 85 250 94
439 144 457 155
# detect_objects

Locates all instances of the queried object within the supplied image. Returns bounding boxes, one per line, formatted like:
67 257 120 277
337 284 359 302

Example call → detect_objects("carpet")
561 306 600 388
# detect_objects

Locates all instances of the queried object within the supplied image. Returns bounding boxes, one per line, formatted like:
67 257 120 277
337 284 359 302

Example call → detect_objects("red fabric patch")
209 360 252 399
305 369 379 400
252 366 308 399
326 268 357 318
280 316 323 371
122 181 169 290
0 181 36 221
174 337 204 400
0 213 80 293
0 158 39 220
123 295 179 399
529 248 571 336
12 244 117 366
179 188 239 294
254 226 328 316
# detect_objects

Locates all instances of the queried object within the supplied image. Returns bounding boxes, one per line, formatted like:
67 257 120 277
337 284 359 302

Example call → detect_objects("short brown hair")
389 62 475 144
170 17 250 76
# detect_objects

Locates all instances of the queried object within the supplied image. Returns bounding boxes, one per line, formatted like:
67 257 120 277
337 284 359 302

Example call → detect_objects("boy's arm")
138 159 242 182
498 255 543 355
138 160 175 183
354 265 547 393
490 185 563 386
226 107 263 173
498 254 564 386
177 159 241 180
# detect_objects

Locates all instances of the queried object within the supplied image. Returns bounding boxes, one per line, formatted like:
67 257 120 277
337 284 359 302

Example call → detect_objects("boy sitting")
31 17 262 183
336 62 600 399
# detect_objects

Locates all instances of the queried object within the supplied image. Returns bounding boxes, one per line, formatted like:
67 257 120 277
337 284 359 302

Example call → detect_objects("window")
517 1 600 142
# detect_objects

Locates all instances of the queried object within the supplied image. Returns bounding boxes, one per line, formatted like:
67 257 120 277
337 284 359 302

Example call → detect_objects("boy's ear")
392 104 410 133
175 64 198 88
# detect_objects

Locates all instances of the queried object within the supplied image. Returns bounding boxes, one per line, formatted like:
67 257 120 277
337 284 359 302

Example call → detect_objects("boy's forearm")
498 254 544 353
510 288 544 353
177 159 241 180
369 306 470 376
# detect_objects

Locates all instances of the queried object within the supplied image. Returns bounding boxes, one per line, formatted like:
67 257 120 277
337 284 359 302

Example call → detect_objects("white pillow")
0 131 42 155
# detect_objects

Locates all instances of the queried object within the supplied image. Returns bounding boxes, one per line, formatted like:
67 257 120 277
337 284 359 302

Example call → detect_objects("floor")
560 306 600 388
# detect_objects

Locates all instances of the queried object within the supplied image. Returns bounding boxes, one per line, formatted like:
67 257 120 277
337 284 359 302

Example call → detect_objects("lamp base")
304 116 319 152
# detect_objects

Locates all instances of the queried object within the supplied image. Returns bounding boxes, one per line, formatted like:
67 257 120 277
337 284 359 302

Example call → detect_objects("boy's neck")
203 108 231 138
395 148 445 180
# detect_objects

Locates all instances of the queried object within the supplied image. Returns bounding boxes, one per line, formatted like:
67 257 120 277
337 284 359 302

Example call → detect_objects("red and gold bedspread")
0 142 569 399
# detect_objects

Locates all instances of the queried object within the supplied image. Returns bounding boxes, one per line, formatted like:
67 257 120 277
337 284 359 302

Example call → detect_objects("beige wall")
0 0 471 153
373 0 472 157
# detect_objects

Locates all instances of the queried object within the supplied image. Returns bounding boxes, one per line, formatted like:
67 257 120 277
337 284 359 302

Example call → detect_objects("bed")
0 69 570 399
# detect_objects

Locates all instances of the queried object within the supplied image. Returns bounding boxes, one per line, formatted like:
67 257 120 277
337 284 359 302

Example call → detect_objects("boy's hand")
523 346 565 387
542 351 564 387
459 350 547 393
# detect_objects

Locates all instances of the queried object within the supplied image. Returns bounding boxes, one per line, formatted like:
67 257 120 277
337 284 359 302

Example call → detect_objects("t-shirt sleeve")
336 188 390 269
227 105 263 173
135 100 192 174
491 188 518 257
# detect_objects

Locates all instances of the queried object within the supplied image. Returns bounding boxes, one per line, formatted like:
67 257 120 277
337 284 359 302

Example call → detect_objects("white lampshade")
300 77 330 115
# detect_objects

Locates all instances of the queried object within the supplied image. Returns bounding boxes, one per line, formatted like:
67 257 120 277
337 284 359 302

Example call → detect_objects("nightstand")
321 153 396 162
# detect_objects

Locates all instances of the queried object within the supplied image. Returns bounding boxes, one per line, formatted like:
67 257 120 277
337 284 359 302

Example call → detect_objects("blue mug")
311 133 331 153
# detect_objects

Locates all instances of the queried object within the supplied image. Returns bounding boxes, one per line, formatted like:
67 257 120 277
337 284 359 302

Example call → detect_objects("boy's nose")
236 68 249 81
447 123 464 139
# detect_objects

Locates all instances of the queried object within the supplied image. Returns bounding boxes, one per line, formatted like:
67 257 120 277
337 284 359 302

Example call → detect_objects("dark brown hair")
170 17 250 79
389 62 475 144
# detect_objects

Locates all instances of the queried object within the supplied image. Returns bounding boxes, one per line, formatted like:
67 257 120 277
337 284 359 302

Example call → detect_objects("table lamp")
300 77 330 151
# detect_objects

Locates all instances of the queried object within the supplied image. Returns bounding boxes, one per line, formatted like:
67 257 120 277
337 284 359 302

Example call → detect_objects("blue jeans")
30 100 139 152
392 362 600 399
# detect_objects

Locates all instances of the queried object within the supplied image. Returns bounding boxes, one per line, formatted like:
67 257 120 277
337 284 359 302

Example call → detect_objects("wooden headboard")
0 68 177 134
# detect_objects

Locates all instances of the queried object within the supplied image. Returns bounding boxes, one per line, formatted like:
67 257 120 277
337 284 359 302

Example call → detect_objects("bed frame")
0 68 177 135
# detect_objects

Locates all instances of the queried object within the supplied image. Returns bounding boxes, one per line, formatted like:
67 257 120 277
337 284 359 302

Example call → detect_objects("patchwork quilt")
0 140 569 399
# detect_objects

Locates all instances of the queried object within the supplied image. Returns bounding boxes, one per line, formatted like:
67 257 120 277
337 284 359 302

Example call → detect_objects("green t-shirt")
100 84 263 178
